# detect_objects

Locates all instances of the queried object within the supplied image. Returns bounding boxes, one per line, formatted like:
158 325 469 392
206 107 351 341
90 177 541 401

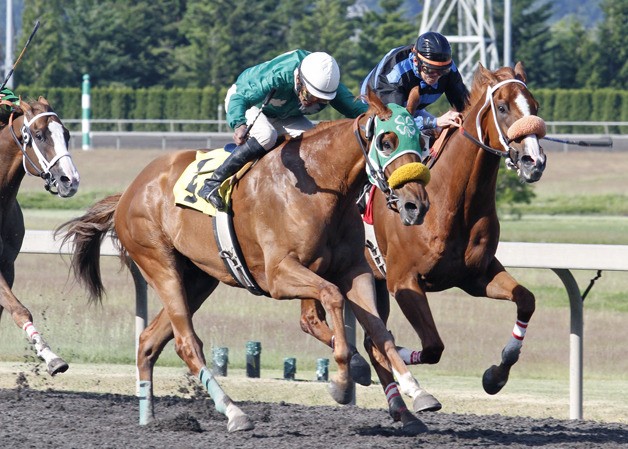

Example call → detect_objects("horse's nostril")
405 202 418 211
520 155 534 164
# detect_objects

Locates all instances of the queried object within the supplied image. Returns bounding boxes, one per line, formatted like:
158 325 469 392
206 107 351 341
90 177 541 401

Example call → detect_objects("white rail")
20 230 628 420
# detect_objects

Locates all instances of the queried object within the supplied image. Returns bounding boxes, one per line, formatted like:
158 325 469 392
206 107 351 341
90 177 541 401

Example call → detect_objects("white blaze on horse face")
514 92 531 117
48 121 80 180
514 92 545 164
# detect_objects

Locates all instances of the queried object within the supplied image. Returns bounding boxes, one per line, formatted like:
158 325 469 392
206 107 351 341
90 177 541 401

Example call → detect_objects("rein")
8 110 69 194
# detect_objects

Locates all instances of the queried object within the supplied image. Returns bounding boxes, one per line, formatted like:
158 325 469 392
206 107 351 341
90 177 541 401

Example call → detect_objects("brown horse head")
468 62 546 183
363 89 430 225
11 97 79 197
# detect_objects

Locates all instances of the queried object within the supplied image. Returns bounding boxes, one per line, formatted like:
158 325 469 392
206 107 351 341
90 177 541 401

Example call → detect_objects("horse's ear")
475 62 497 86
514 61 527 83
15 96 28 114
406 86 420 116
38 96 50 106
365 87 391 119
366 87 381 108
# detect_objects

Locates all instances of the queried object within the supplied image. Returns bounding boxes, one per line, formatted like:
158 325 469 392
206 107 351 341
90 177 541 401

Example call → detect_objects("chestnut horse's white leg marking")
394 368 442 412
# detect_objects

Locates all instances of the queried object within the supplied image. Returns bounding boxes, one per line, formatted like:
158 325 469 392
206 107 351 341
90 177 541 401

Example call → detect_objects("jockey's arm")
330 84 368 118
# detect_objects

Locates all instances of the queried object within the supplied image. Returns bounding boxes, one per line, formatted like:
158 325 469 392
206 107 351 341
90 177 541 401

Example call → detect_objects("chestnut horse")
300 62 547 414
0 97 79 375
57 91 432 433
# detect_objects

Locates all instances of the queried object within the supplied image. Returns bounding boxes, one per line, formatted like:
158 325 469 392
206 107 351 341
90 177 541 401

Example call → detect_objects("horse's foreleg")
269 259 353 405
465 260 536 395
344 270 438 418
300 299 372 386
0 274 68 376
389 273 445 365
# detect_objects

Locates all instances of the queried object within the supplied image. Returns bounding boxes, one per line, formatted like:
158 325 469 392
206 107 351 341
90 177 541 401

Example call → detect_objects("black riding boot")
199 138 266 210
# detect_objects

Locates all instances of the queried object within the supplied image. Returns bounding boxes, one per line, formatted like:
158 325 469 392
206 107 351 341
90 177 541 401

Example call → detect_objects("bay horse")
57 90 433 433
0 97 80 375
299 62 547 415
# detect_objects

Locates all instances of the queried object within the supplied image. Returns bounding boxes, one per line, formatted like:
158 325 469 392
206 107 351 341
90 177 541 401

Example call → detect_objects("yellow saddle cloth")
173 149 236 215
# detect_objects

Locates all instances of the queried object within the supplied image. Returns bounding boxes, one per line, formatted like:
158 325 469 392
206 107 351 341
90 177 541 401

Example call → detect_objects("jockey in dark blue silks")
361 32 469 137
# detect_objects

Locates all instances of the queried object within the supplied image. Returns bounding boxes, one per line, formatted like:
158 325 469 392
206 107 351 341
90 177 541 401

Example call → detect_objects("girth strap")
212 210 267 297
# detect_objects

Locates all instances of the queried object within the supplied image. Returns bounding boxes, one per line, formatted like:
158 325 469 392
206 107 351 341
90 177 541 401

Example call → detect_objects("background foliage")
7 0 626 92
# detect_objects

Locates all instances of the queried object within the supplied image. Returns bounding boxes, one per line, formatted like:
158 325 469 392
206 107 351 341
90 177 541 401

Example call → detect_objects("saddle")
173 149 266 296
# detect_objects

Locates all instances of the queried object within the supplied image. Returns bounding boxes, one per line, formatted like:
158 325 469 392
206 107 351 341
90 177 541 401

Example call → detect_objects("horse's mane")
293 92 390 141
466 65 518 112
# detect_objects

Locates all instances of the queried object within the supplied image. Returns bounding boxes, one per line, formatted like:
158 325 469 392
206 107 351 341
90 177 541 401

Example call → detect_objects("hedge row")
18 86 628 134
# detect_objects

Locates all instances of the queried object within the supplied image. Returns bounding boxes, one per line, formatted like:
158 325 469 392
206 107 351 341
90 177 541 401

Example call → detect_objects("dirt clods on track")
1 388 627 448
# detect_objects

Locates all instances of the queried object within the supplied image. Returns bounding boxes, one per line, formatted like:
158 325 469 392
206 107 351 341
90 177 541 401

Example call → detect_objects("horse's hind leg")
464 260 535 395
131 255 253 432
137 270 220 425
0 270 68 376
299 299 372 386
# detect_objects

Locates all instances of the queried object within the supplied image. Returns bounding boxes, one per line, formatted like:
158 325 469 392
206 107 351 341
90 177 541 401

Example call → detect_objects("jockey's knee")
249 122 277 150
256 129 278 150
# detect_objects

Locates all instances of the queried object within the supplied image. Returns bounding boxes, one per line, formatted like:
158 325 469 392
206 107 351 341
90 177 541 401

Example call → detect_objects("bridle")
9 110 71 194
352 114 399 210
456 78 543 163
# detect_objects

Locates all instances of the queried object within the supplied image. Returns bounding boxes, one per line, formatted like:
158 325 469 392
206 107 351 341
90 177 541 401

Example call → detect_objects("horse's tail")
55 194 125 304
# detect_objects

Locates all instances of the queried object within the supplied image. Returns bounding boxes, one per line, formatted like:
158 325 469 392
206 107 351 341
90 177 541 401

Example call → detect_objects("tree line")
12 0 627 94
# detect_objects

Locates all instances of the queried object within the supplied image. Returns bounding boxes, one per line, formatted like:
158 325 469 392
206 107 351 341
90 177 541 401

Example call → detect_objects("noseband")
9 110 71 194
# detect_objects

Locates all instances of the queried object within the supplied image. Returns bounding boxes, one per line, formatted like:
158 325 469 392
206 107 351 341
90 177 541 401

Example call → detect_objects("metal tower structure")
419 0 502 85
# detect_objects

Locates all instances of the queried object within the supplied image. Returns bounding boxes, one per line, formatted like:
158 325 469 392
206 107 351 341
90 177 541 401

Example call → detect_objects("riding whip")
224 87 276 152
244 87 277 139
542 136 613 148
0 20 41 92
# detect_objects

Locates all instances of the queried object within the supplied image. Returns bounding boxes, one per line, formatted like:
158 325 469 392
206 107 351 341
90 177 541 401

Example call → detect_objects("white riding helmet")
299 52 340 101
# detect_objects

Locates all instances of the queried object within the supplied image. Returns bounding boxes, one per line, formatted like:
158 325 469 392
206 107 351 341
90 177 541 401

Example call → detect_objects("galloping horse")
300 62 547 411
0 97 80 375
57 91 433 433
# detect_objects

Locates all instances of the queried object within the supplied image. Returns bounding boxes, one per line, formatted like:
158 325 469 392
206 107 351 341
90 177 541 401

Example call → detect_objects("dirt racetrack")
2 386 627 449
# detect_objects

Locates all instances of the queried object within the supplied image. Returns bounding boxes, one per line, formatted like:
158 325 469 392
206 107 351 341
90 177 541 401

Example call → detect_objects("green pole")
82 74 91 150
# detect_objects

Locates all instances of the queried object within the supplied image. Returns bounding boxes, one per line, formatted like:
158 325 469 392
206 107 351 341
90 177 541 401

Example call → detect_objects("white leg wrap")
23 322 59 365
397 347 422 364
503 335 524 366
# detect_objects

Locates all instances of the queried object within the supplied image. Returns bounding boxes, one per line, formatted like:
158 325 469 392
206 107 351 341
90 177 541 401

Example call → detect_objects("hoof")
349 352 372 386
47 358 69 376
412 390 442 413
328 378 355 405
482 364 509 395
401 417 429 436
227 414 255 432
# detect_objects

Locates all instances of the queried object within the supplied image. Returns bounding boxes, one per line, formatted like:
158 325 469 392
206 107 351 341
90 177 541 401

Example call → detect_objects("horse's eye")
35 132 44 141
497 104 507 114
381 139 394 155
